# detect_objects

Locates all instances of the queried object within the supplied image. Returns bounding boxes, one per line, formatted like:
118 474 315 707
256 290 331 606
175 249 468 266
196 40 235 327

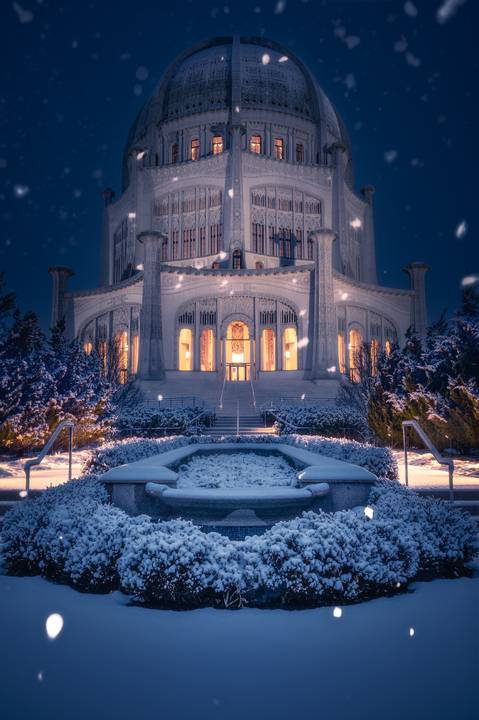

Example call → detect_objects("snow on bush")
1 471 475 608
114 405 215 438
177 452 298 488
84 433 398 481
264 404 369 441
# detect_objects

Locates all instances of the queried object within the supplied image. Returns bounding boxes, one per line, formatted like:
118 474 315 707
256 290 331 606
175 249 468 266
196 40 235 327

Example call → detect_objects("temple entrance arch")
224 320 251 381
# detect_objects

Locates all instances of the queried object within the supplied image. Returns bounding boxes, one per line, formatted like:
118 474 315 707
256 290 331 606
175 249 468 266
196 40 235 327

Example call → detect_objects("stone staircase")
415 487 479 516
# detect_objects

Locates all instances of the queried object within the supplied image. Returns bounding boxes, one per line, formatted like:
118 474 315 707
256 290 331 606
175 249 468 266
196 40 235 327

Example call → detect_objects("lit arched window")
116 330 128 384
83 341 93 355
385 339 392 356
200 329 215 371
212 135 223 154
282 327 298 370
349 328 363 383
131 335 139 375
171 143 179 164
191 138 200 161
274 138 284 160
179 328 193 371
371 338 380 376
250 135 262 154
261 328 276 371
337 333 346 374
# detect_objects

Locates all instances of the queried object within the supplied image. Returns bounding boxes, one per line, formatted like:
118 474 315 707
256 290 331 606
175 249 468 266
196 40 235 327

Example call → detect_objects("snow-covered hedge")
1 475 475 607
263 404 369 441
114 405 215 438
84 433 398 481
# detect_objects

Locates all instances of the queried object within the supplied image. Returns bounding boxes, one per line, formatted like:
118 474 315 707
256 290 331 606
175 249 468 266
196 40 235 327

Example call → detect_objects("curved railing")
24 420 76 497
402 419 455 501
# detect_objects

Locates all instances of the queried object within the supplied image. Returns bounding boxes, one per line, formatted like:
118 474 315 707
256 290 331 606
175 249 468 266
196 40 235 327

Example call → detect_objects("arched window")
200 329 215 372
282 327 298 370
212 135 223 154
131 335 139 375
255 261 264 270
232 249 242 269
349 328 363 383
274 138 284 160
371 338 380 376
296 143 304 163
337 333 346 374
261 328 276 371
191 138 200 161
385 338 392 356
83 341 93 355
116 330 128 384
171 143 179 164
178 328 193 371
250 135 262 154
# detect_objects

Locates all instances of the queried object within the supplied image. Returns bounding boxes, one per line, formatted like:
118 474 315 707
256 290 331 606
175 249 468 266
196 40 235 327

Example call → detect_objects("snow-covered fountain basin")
101 443 377 527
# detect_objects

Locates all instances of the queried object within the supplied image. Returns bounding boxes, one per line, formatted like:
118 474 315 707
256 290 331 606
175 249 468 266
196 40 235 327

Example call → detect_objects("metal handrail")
219 372 227 410
236 400 240 438
249 374 256 408
24 420 75 497
402 420 454 501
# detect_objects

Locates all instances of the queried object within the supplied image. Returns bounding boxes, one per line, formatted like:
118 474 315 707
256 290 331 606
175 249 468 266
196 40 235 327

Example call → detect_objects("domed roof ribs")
224 35 244 265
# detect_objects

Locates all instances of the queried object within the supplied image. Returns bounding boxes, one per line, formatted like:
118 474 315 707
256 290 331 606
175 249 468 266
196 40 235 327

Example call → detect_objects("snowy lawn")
0 566 477 720
176 451 298 488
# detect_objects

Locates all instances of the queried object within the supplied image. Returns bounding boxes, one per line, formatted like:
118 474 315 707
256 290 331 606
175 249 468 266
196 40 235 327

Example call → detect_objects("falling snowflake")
344 73 356 90
394 36 408 53
297 337 309 349
262 53 270 65
344 36 360 50
404 1 418 17
384 150 398 164
409 627 415 637
405 51 421 67
364 506 374 519
461 275 478 288
455 220 468 238
135 66 149 81
437 0 468 25
0 158 7 169
228 188 234 198
157 394 163 401
45 613 64 640
333 607 342 618
13 184 30 198
12 2 33 23
133 84 143 96
274 0 286 14
350 218 361 229
278 55 288 63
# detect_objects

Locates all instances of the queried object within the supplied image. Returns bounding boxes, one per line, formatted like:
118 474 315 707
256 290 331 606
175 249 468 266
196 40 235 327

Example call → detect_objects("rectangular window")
268 225 276 256
182 229 196 258
210 224 222 255
199 226 207 256
172 231 179 260
296 143 304 163
171 143 179 164
161 237 168 261
307 237 314 260
274 138 284 160
295 228 303 259
250 135 262 154
191 138 200 161
212 135 223 154
252 223 266 254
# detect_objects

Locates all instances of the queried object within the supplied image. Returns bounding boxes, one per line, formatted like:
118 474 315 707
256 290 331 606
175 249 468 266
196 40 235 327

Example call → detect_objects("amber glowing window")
212 135 223 154
261 328 276 372
83 341 93 355
179 328 193 371
200 329 215 372
250 135 262 154
116 331 129 385
296 143 304 163
337 333 346 374
349 328 363 383
191 138 200 161
282 327 298 371
274 138 284 160
131 335 139 375
171 143 179 164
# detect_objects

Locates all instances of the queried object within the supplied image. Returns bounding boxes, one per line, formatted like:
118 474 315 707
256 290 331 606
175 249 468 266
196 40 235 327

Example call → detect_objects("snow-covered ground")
177 451 297 488
0 450 90 491
0 565 477 720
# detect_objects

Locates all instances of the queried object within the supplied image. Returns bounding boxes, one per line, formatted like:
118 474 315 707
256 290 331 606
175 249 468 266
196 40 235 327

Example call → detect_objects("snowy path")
0 567 477 720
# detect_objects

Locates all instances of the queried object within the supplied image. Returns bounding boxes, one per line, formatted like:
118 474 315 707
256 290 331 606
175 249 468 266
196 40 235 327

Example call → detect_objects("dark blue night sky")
0 0 477 329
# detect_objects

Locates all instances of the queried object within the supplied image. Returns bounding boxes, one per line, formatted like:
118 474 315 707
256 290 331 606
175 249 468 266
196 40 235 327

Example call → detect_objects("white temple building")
50 36 428 402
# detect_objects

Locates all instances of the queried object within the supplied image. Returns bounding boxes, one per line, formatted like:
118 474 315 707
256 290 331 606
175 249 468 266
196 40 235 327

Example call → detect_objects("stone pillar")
100 188 115 286
330 143 347 273
137 231 166 380
360 185 378 285
49 266 74 328
404 262 429 341
310 229 339 379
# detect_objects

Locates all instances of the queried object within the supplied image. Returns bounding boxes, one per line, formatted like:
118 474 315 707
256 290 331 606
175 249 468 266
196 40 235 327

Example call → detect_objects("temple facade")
50 37 427 388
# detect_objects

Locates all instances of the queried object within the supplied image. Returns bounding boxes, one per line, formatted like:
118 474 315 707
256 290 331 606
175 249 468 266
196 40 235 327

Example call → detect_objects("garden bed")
176 451 298 489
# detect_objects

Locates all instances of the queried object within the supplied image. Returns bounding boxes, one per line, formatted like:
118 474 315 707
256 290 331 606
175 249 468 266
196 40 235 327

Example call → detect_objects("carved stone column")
137 231 165 380
360 185 378 285
310 229 339 379
48 266 74 328
330 143 347 273
404 262 429 341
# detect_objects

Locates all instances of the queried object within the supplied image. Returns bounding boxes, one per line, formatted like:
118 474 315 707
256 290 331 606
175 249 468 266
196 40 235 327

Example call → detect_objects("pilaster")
404 262 429 341
137 231 166 380
310 229 339 379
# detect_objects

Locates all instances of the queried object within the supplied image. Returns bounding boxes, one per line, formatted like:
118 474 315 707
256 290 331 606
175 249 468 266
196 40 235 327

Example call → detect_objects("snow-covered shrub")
84 433 398 481
370 482 477 575
114 405 215 438
265 404 369 441
118 519 242 606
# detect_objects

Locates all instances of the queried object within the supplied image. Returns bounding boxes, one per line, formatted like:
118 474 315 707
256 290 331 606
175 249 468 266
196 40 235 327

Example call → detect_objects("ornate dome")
123 37 352 184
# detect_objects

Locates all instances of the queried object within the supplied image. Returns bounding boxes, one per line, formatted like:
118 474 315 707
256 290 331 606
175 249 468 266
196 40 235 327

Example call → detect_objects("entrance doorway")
225 321 251 381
